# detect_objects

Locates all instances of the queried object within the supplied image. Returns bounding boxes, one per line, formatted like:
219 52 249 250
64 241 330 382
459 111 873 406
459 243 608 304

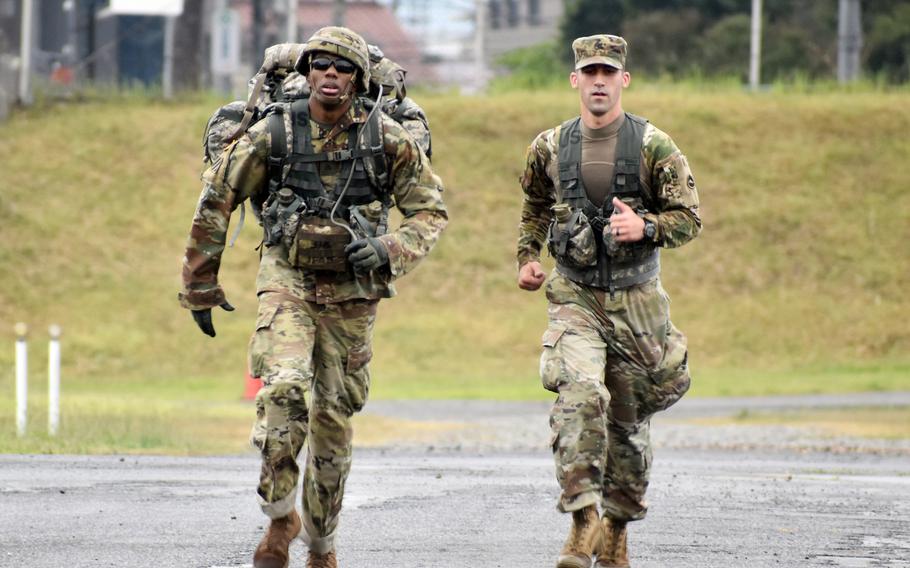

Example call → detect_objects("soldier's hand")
191 301 236 338
518 261 547 291
259 43 304 74
610 198 645 242
345 237 389 274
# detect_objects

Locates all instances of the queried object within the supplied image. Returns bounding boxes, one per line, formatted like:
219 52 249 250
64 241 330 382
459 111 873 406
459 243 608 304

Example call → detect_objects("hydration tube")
328 84 385 239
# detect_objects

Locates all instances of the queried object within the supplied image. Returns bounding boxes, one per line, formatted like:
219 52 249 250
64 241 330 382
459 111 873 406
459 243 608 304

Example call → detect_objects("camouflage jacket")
518 117 701 268
179 98 447 310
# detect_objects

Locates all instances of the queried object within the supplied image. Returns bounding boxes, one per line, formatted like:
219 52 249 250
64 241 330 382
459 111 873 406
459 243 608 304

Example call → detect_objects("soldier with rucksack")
178 26 447 568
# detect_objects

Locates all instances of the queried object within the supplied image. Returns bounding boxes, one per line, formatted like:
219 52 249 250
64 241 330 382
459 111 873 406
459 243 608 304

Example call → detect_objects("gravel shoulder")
361 391 910 455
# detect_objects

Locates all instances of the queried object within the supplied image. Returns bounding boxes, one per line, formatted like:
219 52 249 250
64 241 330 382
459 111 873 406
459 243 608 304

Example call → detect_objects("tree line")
498 0 910 85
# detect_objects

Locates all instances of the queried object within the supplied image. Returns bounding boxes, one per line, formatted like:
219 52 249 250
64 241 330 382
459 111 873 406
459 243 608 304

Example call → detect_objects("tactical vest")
261 97 391 233
266 97 389 213
554 113 660 292
260 97 391 270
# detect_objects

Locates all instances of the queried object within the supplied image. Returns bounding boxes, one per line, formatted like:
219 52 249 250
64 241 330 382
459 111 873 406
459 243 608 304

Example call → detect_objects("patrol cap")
572 34 627 70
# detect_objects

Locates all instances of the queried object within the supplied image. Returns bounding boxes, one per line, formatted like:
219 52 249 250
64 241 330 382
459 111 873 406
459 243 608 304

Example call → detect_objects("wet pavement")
1 394 909 568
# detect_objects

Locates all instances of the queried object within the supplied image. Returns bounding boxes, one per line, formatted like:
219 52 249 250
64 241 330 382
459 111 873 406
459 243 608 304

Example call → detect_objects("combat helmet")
295 26 371 93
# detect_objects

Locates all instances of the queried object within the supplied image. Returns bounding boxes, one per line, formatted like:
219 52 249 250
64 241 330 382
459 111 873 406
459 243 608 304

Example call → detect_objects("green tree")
559 0 626 63
493 42 566 90
698 14 751 80
622 9 703 75
550 0 910 84
865 4 910 82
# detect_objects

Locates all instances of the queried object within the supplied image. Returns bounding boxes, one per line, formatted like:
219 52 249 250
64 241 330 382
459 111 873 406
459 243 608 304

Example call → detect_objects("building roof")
237 0 431 83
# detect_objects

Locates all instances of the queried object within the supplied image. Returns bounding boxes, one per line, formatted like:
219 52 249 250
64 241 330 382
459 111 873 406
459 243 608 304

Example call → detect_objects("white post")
163 15 176 99
474 0 486 93
286 0 296 42
48 325 61 436
18 0 34 104
749 0 762 91
15 322 28 437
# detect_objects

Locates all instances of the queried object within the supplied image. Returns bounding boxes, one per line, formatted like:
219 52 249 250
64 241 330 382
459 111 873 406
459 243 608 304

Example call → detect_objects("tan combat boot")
307 550 338 568
557 505 603 568
593 517 630 568
252 510 302 568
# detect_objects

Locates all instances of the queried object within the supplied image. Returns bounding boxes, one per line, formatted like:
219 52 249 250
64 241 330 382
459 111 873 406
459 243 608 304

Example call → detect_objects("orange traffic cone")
244 370 263 400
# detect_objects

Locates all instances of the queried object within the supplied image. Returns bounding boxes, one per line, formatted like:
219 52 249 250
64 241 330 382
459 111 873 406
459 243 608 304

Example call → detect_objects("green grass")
1 85 909 453
695 406 910 440
690 362 910 398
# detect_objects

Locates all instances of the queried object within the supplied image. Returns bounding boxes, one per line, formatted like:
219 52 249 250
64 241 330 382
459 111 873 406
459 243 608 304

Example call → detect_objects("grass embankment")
0 86 908 453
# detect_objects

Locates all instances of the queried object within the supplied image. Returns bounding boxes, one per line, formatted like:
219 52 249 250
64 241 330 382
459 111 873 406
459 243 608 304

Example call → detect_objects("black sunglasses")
310 56 357 75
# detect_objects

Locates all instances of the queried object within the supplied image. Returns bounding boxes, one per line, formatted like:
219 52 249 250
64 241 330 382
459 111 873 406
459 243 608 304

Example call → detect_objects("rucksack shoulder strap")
360 106 389 191
266 106 288 194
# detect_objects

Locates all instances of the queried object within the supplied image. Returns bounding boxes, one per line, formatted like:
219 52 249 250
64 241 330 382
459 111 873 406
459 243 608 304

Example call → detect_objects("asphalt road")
2 394 909 568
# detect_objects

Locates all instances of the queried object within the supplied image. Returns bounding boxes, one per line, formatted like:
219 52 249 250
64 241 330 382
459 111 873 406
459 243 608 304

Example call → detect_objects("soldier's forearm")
381 209 447 277
653 208 701 248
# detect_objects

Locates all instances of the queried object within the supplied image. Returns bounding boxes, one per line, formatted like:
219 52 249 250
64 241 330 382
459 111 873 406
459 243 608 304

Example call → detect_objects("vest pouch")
601 199 653 264
548 209 597 268
290 215 352 272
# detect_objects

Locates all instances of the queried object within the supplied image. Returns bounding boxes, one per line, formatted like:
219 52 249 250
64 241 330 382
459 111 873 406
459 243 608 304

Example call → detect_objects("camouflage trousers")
248 290 377 554
540 269 690 522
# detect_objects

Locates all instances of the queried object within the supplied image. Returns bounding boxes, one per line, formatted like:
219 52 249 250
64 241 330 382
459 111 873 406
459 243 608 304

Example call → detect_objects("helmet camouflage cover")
295 26 371 93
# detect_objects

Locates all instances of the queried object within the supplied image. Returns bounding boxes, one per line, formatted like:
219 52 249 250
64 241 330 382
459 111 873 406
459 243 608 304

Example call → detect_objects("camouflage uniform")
179 52 446 554
518 35 701 524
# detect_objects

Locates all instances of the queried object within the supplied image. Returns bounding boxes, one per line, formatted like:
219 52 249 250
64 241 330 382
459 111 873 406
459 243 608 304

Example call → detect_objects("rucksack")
201 44 431 168
199 44 431 246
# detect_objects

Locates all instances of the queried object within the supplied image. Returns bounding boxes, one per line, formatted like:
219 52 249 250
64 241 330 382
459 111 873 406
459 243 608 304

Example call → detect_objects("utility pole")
163 15 176 99
473 0 486 93
252 0 264 73
18 0 34 104
749 0 762 91
838 0 863 83
333 0 346 26
286 0 296 42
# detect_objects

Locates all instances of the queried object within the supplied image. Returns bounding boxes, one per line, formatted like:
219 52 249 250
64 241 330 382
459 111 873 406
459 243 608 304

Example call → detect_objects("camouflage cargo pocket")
641 327 690 416
343 342 373 413
248 303 280 380
540 327 568 393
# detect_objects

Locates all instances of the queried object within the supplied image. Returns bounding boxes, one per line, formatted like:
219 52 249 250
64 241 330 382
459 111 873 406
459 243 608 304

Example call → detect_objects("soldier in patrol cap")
516 34 701 567
179 26 446 568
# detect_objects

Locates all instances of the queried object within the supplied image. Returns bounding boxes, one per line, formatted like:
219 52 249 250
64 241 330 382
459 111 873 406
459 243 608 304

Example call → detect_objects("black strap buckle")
312 196 336 211
325 149 353 161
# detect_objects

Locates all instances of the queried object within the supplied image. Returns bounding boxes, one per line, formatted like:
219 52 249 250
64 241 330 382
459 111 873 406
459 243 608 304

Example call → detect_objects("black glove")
344 237 389 274
191 301 236 338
